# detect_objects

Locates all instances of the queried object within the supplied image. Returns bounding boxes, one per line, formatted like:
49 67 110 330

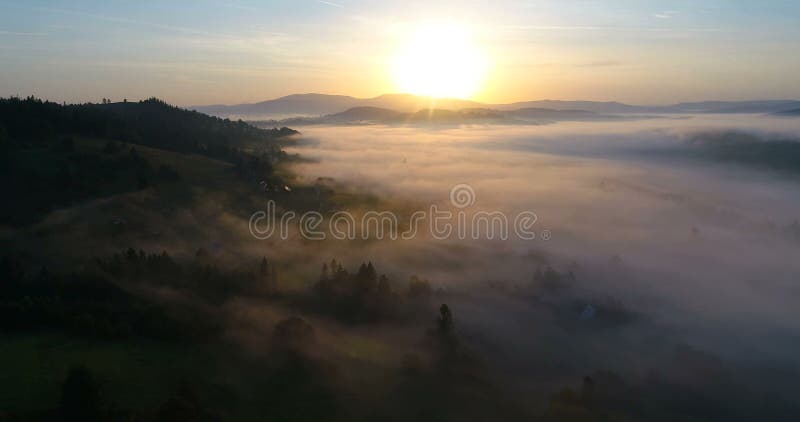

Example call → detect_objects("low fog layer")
282 115 800 375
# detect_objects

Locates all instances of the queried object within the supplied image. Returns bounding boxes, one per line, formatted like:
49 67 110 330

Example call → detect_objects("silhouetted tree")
60 365 99 422
260 257 269 278
378 274 391 296
438 303 454 336
157 382 221 422
319 262 329 283
580 376 595 408
156 164 180 181
273 316 316 351
408 275 432 298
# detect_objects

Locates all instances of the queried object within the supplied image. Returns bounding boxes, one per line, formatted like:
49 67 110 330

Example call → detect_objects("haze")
283 117 800 364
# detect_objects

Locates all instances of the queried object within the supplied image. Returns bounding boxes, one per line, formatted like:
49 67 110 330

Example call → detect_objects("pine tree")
366 261 377 282
378 274 391 296
320 262 329 282
438 303 453 336
260 257 269 278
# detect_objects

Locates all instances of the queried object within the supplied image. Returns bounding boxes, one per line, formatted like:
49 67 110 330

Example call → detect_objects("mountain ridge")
246 105 632 127
191 93 800 120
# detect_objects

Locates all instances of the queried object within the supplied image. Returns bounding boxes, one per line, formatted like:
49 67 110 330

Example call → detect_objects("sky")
0 0 799 106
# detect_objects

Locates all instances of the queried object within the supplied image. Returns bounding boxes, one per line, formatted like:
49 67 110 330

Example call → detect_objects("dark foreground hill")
0 97 297 159
0 97 297 224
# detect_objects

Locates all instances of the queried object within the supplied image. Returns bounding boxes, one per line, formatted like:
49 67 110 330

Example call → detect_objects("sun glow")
390 22 488 99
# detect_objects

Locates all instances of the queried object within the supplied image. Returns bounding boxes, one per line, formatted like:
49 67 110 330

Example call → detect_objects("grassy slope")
0 138 250 415
0 332 217 414
1 135 417 416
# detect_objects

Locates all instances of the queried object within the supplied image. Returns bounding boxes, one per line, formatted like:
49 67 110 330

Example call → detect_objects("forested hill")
0 96 298 161
0 97 298 224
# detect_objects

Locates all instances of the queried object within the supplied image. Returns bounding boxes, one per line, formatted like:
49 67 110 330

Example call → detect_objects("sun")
390 22 488 99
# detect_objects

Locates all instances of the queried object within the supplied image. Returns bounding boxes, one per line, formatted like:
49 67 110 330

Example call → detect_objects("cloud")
654 10 679 19
317 0 344 8
30 5 233 38
503 23 718 33
0 30 47 36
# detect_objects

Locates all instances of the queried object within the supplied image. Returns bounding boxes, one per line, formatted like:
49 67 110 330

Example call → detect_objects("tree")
408 275 432 298
377 274 391 296
0 125 8 159
260 257 269 278
137 172 149 189
319 262 329 282
580 376 594 407
366 261 377 281
60 365 99 421
438 303 453 336
157 382 215 422
273 316 315 351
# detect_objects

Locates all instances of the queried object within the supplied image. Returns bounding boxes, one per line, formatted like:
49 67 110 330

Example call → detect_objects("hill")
495 100 640 113
0 97 296 160
509 107 604 120
251 105 622 126
0 97 298 224
194 93 362 119
774 107 800 116
321 106 407 123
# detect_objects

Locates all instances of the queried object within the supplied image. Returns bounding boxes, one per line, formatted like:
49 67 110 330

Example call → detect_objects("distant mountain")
261 106 504 125
252 106 623 126
494 100 641 114
193 93 800 120
362 94 482 113
194 94 362 119
508 107 604 120
315 106 406 124
193 93 483 119
496 100 800 114
668 100 800 114
194 94 615 119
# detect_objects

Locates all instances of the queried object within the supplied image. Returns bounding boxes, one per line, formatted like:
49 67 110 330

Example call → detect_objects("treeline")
0 248 286 340
313 259 436 323
543 345 800 421
0 249 559 421
1 139 181 223
0 256 217 341
33 302 477 422
96 248 279 304
96 251 439 324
